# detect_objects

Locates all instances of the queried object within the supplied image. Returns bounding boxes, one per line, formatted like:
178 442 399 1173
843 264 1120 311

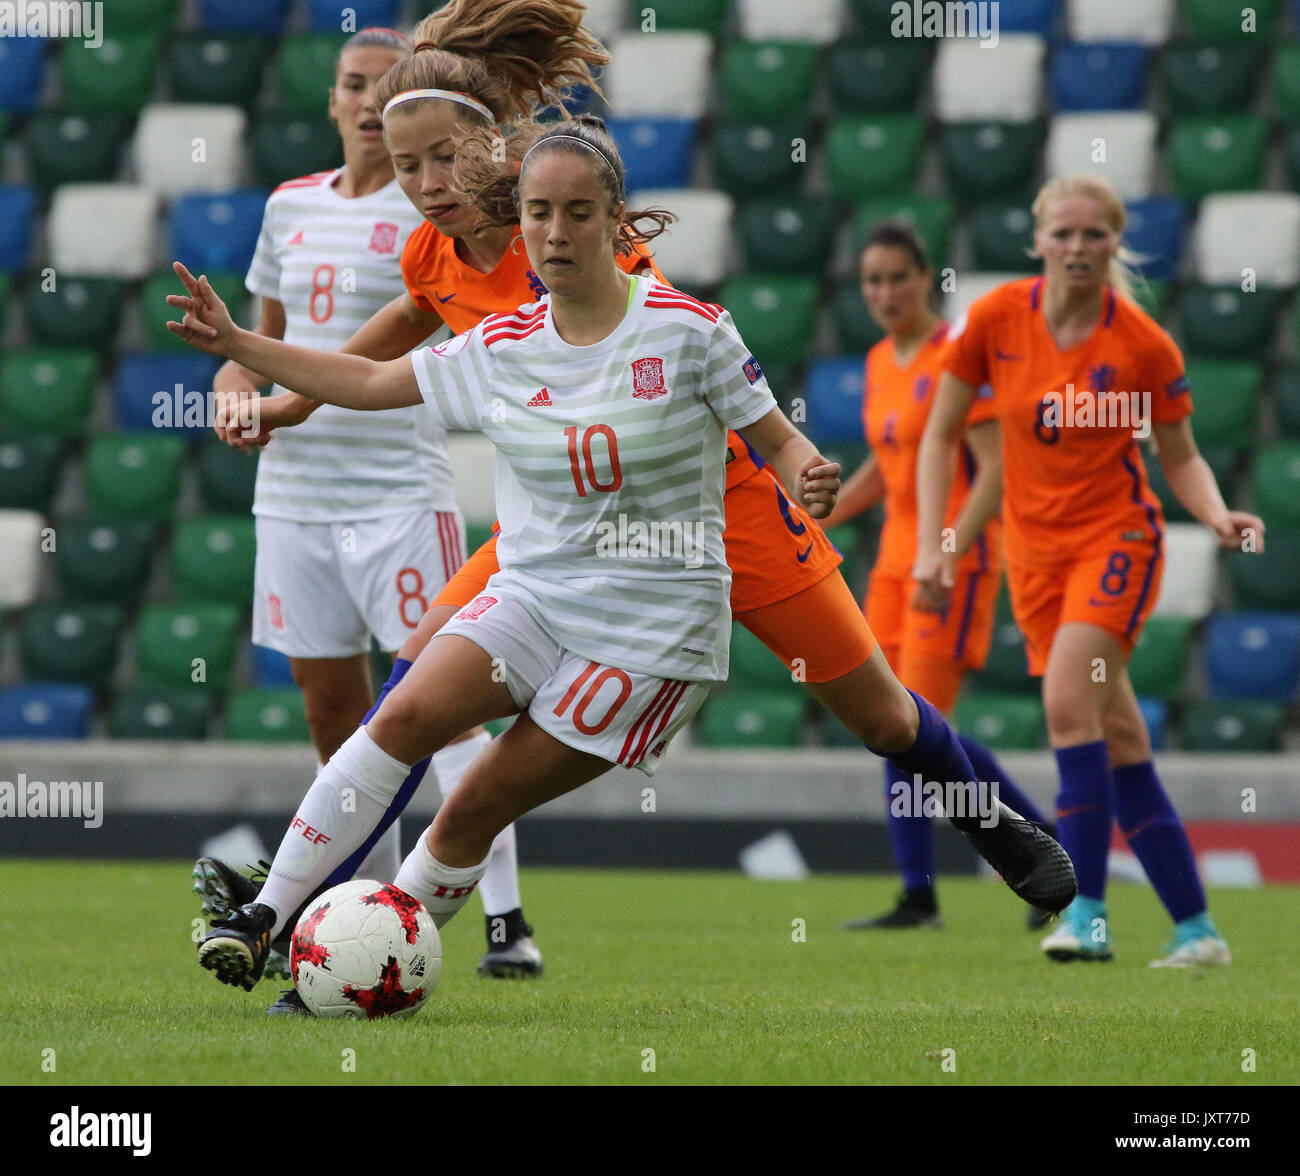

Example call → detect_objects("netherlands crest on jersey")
631 356 669 400
368 222 400 254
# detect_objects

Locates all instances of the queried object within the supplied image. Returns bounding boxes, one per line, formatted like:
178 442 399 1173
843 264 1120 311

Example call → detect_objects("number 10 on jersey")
565 425 623 497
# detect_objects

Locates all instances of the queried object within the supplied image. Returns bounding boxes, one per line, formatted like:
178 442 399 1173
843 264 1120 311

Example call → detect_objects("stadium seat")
464 521 495 561
55 517 156 604
114 353 222 439
25 278 125 351
720 277 819 368
444 434 496 526
168 34 270 106
805 358 868 445
1252 443 1300 529
1137 697 1167 751
198 0 291 33
1180 700 1284 752
1273 44 1300 124
1161 42 1263 115
1147 443 1236 525
607 32 712 118
1132 277 1168 320
1067 0 1173 44
252 116 344 190
845 0 900 40
1123 198 1184 282
0 684 95 739
135 603 242 691
729 622 802 693
276 33 349 115
0 350 97 439
1044 112 1157 201
134 104 247 199
48 185 158 279
225 688 310 742
1167 116 1268 203
969 203 1038 272
1204 612 1300 701
1180 359 1261 448
115 0 180 29
170 191 269 274
109 688 212 740
1276 367 1300 439
1285 128 1300 195
941 122 1043 203
170 516 256 603
719 41 819 119
307 0 400 31
141 270 247 354
25 112 131 188
253 644 296 688
1182 0 1283 38
695 691 806 748
0 509 43 608
0 37 46 114
632 189 732 286
0 187 35 273
970 610 1037 695
608 118 697 191
951 691 1047 750
1231 528 1300 610
933 35 1045 122
1152 523 1219 619
1193 193 1300 288
832 281 886 354
735 195 835 275
826 115 925 201
0 436 62 512
829 41 928 112
20 603 125 688
636 0 727 33
852 196 955 270
198 440 259 513
1178 287 1279 359
83 435 186 521
1051 42 1148 111
994 0 1057 36
737 0 846 43
711 120 805 198
943 272 1026 322
60 32 160 113
1126 617 1193 701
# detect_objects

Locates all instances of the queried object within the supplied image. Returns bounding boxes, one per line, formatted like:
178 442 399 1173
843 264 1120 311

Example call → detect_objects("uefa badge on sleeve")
742 354 764 385
630 356 669 401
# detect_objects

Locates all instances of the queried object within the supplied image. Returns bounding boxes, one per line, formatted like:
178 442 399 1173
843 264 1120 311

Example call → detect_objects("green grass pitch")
3 861 1297 1086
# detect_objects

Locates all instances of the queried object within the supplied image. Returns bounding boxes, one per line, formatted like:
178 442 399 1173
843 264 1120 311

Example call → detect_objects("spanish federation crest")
631 356 669 401
368 222 399 254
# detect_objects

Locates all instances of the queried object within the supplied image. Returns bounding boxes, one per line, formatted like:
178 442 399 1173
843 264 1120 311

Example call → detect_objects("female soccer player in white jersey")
174 117 1076 996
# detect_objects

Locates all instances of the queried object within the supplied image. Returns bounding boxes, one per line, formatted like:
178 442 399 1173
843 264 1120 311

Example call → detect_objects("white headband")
521 134 619 183
381 88 493 123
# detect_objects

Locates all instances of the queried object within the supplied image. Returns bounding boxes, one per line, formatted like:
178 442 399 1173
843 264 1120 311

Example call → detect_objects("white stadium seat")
48 183 158 278
606 32 712 118
0 509 44 609
629 188 733 286
1194 193 1300 288
1153 523 1219 620
134 103 246 199
446 433 496 525
1068 0 1173 45
933 35 1045 123
737 0 846 44
1045 112 1158 201
943 273 1025 324
579 0 624 41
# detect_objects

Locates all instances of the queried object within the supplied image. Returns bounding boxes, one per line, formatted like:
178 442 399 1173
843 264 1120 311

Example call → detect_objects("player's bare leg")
290 653 375 762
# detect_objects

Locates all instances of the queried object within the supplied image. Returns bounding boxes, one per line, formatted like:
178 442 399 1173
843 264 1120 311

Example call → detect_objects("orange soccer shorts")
434 531 500 609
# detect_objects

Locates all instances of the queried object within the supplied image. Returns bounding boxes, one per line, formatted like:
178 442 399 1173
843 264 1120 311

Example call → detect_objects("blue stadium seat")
307 0 400 31
1123 197 1185 281
1137 697 1167 751
198 0 291 33
253 644 297 688
0 37 47 113
1051 43 1148 111
996 0 1058 35
0 187 36 273
0 683 95 739
607 118 697 191
1204 612 1300 701
804 358 866 446
170 191 268 274
114 352 221 439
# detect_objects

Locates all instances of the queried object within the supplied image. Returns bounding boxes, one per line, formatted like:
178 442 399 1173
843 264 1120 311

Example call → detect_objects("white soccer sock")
258 728 412 937
355 818 402 883
393 830 490 929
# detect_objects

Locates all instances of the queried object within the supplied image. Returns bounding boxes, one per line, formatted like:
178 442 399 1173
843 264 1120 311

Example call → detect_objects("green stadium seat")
0 435 62 511
636 0 728 33
852 195 955 271
941 122 1042 203
695 691 806 748
719 276 819 368
114 0 180 29
198 439 258 513
25 278 125 351
1167 116 1268 203
1182 0 1282 38
1147 444 1237 523
168 34 270 106
465 521 495 558
848 0 904 40
141 271 248 353
832 280 886 353
109 687 212 740
826 115 925 201
1274 367 1300 438
276 33 348 116
1126 617 1193 702
134 602 241 691
170 515 256 602
1182 359 1261 448
1160 42 1263 114
1273 44 1300 124
736 196 836 275
0 272 9 335
1284 128 1300 193
60 32 160 113
729 622 801 693
1132 278 1169 321
1230 528 1300 610
83 435 185 521
711 119 806 198
829 41 927 111
1179 700 1284 752
225 687 310 742
0 349 98 439
1178 287 1279 360
719 41 819 119
55 517 156 604
969 202 1037 272
951 690 1046 750
20 602 124 687
24 112 131 188
1251 442 1300 529
971 608 1037 695
253 116 344 190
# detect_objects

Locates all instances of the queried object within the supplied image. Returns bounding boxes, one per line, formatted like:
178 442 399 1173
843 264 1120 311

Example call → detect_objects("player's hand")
212 369 270 450
1213 510 1265 553
798 456 840 519
166 262 237 355
911 546 955 614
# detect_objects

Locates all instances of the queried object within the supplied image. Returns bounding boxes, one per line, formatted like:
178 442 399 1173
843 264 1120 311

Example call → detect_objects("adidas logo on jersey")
287 231 305 245
527 388 553 407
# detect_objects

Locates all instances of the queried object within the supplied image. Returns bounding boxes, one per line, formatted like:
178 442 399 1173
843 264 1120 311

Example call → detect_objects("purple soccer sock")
958 733 1047 825
1053 740 1114 902
1114 760 1206 922
882 758 934 891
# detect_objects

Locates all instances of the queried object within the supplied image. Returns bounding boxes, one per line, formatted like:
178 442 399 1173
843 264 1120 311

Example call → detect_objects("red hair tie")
414 40 438 52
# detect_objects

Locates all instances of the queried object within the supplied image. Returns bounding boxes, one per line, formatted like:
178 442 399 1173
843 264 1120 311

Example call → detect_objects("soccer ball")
290 880 442 1019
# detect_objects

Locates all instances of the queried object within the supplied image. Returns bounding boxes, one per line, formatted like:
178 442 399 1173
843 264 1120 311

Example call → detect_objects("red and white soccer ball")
290 880 442 1019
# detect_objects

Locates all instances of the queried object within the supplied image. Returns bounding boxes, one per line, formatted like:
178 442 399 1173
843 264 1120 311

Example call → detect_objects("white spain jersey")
409 278 779 681
246 169 457 522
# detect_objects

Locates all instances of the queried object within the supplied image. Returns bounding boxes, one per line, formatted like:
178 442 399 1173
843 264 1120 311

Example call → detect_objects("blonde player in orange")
824 223 1052 932
916 174 1263 967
